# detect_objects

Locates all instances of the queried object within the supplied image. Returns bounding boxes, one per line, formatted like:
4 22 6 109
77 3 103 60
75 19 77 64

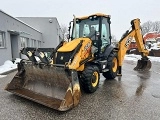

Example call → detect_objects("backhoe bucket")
5 61 81 111
134 59 151 71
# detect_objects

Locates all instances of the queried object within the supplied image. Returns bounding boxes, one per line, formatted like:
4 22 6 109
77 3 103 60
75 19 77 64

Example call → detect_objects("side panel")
69 38 92 70
118 30 135 66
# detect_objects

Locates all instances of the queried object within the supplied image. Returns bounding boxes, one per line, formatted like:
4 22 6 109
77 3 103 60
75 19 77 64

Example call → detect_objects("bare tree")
111 34 117 42
141 20 160 35
60 24 68 40
111 34 118 47
141 21 153 35
153 21 160 33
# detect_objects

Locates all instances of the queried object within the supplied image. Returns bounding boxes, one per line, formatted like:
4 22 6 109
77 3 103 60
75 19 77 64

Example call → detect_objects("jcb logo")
84 42 91 51
125 36 132 48
84 42 91 57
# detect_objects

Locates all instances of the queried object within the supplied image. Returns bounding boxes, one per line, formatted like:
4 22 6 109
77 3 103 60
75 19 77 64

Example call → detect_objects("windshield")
72 17 100 39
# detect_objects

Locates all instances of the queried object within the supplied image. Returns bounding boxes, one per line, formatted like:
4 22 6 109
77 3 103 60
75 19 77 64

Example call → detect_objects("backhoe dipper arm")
117 19 150 74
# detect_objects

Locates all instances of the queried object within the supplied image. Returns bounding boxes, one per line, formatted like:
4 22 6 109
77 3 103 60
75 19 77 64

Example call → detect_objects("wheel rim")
112 57 118 72
92 71 99 87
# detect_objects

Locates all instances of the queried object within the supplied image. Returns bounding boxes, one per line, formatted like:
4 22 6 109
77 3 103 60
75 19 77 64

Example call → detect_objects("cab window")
101 18 110 47
72 17 100 39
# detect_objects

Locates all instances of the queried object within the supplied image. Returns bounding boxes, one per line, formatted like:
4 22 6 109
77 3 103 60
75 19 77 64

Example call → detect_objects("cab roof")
76 13 110 20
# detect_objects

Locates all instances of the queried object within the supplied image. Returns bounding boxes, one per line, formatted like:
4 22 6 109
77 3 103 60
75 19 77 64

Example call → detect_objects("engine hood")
57 38 90 52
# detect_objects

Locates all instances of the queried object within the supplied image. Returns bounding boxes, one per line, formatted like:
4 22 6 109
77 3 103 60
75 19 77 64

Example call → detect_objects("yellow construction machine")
5 13 151 111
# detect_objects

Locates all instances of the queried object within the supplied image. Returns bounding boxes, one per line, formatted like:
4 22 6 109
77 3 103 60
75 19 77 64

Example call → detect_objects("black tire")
102 52 118 79
79 65 100 93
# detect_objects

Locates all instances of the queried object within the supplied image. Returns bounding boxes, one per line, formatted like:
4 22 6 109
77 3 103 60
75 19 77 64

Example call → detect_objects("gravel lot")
0 60 160 120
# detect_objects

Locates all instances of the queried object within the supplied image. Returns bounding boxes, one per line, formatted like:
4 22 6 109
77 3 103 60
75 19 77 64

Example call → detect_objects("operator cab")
68 13 112 55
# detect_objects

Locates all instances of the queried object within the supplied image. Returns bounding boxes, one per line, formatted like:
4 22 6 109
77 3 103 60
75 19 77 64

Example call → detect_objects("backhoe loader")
5 13 151 111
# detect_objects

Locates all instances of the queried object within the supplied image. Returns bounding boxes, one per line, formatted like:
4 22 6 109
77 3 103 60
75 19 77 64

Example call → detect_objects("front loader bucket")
5 61 81 111
134 59 152 71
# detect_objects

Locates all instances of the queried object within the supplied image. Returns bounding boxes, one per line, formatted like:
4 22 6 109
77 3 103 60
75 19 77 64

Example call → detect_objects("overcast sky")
1 0 160 39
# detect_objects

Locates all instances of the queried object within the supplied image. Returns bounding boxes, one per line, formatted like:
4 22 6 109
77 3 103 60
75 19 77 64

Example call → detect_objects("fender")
103 45 114 59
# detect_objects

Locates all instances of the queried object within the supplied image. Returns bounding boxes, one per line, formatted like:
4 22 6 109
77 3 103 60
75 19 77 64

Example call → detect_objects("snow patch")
0 75 7 78
125 54 141 61
14 58 22 64
125 54 160 62
0 58 21 74
148 56 160 62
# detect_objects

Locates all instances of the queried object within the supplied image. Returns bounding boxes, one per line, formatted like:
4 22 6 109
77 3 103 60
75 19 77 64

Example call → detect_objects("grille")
56 51 73 64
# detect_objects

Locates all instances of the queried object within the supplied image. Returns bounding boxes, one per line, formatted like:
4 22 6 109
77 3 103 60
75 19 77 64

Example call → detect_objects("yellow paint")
92 71 99 87
58 38 82 52
112 57 118 72
76 64 84 71
66 38 93 71
118 19 149 66
77 13 110 20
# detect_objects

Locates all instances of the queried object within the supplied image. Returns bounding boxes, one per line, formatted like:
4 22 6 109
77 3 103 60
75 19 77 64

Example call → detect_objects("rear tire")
79 65 100 93
102 52 118 79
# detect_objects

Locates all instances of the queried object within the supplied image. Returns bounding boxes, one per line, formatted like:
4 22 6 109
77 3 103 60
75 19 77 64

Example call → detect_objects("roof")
0 9 42 33
143 32 160 41
76 13 110 20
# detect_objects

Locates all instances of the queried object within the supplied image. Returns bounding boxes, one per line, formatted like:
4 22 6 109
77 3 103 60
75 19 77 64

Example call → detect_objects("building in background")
17 17 63 48
0 10 62 65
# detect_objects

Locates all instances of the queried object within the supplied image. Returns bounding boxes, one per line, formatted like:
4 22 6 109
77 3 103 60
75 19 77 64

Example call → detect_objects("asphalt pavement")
0 60 160 120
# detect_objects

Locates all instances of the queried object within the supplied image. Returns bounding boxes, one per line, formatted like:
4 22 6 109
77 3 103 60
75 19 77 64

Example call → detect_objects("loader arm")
117 19 151 74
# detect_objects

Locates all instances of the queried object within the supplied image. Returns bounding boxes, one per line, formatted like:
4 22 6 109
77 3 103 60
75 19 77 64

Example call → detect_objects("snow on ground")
0 58 21 78
125 42 160 62
0 75 7 78
0 57 40 78
125 54 160 62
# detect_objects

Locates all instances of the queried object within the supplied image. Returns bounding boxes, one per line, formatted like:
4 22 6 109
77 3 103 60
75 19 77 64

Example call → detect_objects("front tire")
102 52 118 79
79 65 100 93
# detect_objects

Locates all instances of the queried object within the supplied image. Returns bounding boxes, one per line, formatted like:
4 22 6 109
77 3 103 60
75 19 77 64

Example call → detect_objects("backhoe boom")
118 19 151 74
